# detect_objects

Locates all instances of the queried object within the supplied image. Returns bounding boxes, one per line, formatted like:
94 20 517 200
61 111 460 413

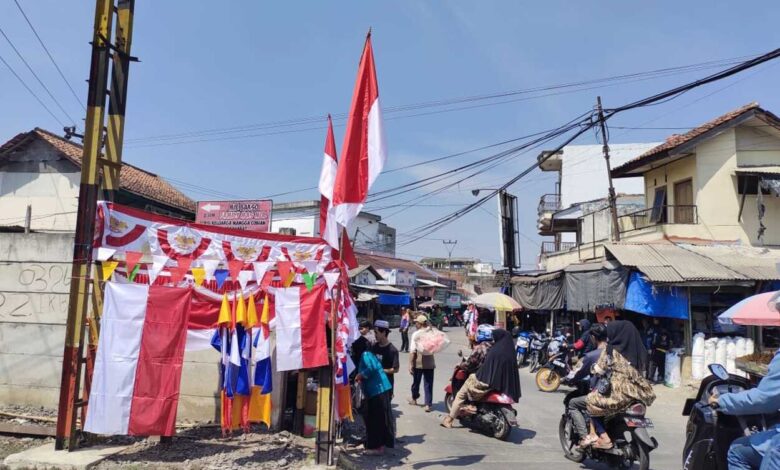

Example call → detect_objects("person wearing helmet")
460 325 495 376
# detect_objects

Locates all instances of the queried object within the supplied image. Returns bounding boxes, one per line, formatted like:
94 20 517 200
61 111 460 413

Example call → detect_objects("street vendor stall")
718 291 780 381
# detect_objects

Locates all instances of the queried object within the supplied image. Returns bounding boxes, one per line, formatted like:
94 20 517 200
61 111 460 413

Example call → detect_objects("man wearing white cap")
408 314 436 412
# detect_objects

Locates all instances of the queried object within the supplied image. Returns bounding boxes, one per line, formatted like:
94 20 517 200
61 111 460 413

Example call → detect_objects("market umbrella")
718 291 780 326
470 292 522 311
418 300 443 309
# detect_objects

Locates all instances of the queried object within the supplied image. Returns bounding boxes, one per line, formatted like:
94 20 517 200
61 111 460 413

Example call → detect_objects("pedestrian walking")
399 308 411 353
408 314 436 412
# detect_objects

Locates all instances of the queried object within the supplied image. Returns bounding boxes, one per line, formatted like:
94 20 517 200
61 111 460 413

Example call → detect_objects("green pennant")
129 263 141 282
303 272 316 291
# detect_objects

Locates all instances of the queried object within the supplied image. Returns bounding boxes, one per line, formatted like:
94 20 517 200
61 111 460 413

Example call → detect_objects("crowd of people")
343 304 780 469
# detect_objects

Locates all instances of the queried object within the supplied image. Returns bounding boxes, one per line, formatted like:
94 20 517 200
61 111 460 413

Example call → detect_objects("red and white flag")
274 284 329 371
332 32 387 228
84 283 191 436
318 115 340 249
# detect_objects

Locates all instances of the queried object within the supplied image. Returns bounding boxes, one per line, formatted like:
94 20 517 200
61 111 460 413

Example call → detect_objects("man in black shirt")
371 320 400 393
350 320 373 375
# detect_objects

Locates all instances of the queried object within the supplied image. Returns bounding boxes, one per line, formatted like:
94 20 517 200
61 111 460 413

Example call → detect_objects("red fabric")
169 257 192 285
124 251 142 275
277 261 294 284
227 259 243 282
332 35 379 207
157 229 211 261
574 339 585 351
300 284 328 369
128 286 192 436
188 290 221 329
320 115 338 239
106 224 145 247
339 228 358 269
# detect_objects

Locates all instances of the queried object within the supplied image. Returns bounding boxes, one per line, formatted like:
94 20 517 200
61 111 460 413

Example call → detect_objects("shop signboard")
196 200 272 232
446 293 462 308
376 269 416 287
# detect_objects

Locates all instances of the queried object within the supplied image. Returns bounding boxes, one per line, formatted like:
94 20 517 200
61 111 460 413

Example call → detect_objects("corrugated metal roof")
605 242 749 283
734 166 780 175
685 245 780 281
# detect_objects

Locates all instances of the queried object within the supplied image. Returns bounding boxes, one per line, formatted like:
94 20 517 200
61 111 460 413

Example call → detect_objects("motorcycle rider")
461 325 495 376
441 329 520 428
564 324 608 448
573 319 596 357
708 348 780 470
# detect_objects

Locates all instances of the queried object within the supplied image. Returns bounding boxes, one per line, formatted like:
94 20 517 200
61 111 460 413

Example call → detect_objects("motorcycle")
443 352 518 440
559 381 658 470
528 332 550 373
515 331 532 367
682 363 779 470
535 343 573 392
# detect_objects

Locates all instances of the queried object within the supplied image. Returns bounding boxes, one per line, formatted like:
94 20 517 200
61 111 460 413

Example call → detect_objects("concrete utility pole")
596 96 621 242
442 239 457 288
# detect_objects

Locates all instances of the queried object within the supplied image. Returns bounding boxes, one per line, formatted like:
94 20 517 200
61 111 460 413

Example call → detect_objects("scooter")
682 363 779 470
443 353 518 440
528 332 550 373
559 381 658 470
515 331 531 367
535 343 573 392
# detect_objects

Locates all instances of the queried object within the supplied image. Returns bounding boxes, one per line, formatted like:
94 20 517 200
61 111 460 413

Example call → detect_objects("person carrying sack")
408 314 436 412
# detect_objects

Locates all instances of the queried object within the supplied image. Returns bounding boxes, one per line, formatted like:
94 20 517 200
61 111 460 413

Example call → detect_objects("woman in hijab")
356 349 393 455
442 328 521 428
582 320 655 449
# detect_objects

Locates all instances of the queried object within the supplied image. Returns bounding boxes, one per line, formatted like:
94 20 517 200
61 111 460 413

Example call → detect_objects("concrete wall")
0 232 243 422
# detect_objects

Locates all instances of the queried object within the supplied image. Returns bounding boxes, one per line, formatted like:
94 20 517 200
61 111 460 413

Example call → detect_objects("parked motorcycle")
535 343 573 392
528 332 550 373
559 381 657 470
444 353 518 440
515 331 531 367
682 363 779 470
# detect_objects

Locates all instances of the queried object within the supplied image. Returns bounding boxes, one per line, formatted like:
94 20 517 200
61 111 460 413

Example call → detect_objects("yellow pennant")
261 294 270 326
283 271 296 287
101 260 119 281
236 292 247 326
246 293 259 328
191 267 206 286
217 293 231 325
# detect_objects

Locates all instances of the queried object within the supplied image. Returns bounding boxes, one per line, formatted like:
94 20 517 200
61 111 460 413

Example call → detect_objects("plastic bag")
415 328 450 354
664 348 684 388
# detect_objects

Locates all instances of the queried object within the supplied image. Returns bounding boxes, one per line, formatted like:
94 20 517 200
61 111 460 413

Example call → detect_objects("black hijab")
606 320 648 371
476 329 521 401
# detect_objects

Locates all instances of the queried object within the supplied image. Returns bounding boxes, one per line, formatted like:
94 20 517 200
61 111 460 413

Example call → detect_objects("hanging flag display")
274 284 328 371
318 115 341 249
332 32 387 228
84 283 192 436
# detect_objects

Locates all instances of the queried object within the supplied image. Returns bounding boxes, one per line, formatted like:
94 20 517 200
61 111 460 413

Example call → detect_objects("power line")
12 0 86 110
0 25 77 124
0 51 64 126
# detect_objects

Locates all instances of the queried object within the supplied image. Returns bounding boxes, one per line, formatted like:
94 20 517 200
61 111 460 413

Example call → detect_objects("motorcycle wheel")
558 415 585 463
634 441 650 470
536 368 561 392
444 393 453 414
492 413 511 441
516 352 525 368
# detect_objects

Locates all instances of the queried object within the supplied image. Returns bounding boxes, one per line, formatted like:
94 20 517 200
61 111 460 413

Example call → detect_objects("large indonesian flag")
318 115 340 249
332 33 387 227
274 284 329 371
84 283 191 436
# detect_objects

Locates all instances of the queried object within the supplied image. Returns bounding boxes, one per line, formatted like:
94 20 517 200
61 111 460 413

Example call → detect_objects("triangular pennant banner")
323 272 340 291
228 259 244 283
202 259 220 281
236 293 247 326
237 270 253 290
301 261 319 275
246 293 259 328
260 271 273 290
128 263 141 282
191 267 206 286
283 271 296 288
101 260 119 281
214 269 230 289
125 251 142 275
170 257 193 285
95 247 116 262
276 261 293 284
148 254 169 285
303 273 315 291
253 261 273 285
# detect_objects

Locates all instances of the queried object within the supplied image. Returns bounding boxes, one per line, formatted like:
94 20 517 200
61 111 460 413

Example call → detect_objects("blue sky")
2 1 779 267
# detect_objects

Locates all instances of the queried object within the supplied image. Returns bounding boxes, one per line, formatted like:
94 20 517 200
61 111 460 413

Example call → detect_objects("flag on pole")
274 284 328 371
319 115 340 249
83 283 191 436
332 32 387 228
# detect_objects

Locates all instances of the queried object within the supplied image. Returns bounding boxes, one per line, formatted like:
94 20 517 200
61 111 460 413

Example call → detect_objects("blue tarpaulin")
378 293 411 306
624 271 688 319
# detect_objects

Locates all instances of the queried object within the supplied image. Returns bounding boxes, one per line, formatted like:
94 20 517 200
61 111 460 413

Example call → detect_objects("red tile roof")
355 251 444 281
612 103 780 177
0 128 195 213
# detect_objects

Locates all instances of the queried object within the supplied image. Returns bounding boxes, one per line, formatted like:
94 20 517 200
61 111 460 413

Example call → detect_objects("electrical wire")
12 0 86 110
0 51 64 126
0 25 77 124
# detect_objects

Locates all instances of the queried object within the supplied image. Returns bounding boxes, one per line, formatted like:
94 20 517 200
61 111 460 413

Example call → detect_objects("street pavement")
343 327 692 470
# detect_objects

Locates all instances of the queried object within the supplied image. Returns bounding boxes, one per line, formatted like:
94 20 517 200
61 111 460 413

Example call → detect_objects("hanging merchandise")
664 348 684 388
274 284 329 371
84 283 192 436
704 338 717 376
691 333 705 380
101 260 119 281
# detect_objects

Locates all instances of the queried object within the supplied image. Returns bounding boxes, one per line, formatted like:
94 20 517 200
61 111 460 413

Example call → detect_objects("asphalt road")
343 327 690 470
